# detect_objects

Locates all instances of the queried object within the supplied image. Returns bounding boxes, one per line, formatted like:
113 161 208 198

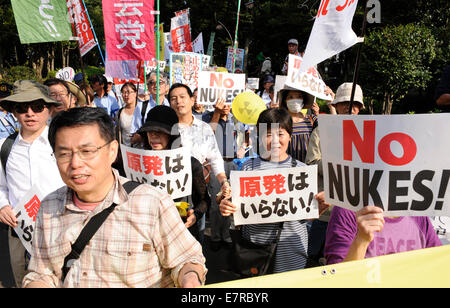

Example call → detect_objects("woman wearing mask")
279 89 317 163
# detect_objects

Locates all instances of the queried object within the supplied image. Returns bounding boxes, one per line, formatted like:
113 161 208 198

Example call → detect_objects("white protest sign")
56 67 75 82
226 47 245 72
201 54 211 68
319 114 450 216
13 185 45 253
286 54 332 101
121 145 192 199
230 166 319 226
192 32 204 54
298 0 360 73
247 78 259 91
170 52 202 91
197 71 246 105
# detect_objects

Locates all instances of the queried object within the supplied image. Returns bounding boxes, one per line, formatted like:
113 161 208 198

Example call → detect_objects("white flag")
299 0 360 73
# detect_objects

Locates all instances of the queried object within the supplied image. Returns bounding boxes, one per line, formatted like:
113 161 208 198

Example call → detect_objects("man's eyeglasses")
148 80 166 86
49 92 69 99
14 102 50 114
53 141 113 163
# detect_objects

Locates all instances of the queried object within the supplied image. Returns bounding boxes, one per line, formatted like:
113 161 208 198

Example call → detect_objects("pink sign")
102 0 156 61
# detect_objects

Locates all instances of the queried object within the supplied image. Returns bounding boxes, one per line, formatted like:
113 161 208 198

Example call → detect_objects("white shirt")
177 116 225 177
0 126 65 210
130 97 170 134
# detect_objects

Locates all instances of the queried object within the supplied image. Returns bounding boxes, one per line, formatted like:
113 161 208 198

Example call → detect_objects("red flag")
102 0 155 61
170 11 192 52
67 0 97 56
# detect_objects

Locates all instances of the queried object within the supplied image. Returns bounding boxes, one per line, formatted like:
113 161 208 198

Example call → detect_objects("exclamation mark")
180 174 189 192
299 192 315 213
435 170 450 210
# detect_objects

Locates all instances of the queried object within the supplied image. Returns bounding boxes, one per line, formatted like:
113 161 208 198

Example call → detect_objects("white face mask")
286 98 304 113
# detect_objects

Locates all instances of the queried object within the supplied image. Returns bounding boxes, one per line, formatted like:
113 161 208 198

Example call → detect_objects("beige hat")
0 80 61 112
66 81 87 107
331 82 364 108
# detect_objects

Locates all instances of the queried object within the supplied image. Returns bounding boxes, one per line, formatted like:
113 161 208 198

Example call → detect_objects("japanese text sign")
121 145 192 199
11 0 74 44
197 71 246 105
299 0 360 73
170 52 203 91
226 47 245 72
13 185 45 254
230 166 319 226
319 114 450 216
67 0 97 56
102 0 155 61
170 11 192 52
286 54 333 101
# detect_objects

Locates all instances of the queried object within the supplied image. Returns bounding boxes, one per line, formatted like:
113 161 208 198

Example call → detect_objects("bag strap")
141 100 149 126
1 131 18 175
61 181 141 281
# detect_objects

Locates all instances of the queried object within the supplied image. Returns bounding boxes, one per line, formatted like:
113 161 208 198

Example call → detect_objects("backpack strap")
61 180 142 282
1 131 18 174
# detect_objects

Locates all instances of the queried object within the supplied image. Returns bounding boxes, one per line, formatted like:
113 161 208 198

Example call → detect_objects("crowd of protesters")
0 38 448 288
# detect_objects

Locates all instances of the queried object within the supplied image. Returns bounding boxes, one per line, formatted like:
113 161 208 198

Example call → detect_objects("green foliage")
0 65 39 83
360 23 437 114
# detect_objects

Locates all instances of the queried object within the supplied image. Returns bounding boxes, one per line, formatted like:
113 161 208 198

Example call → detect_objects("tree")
360 23 436 114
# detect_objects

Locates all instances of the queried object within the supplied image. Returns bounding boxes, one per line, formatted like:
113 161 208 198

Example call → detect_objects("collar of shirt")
16 125 50 146
63 169 128 215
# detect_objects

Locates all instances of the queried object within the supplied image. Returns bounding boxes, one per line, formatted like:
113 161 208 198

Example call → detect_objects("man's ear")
109 139 119 163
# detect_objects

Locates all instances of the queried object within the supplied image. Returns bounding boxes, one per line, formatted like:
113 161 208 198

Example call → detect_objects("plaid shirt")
23 170 206 288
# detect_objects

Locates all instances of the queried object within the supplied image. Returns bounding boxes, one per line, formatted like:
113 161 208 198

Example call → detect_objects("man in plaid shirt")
23 107 206 288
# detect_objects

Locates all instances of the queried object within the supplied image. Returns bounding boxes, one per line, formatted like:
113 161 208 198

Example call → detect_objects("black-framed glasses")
53 140 113 163
14 102 50 114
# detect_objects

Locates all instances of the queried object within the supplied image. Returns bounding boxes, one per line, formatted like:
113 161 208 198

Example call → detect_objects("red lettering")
317 0 330 17
294 58 302 69
210 73 223 87
378 133 417 166
223 78 234 88
262 174 286 195
240 177 262 197
336 0 349 11
343 120 376 164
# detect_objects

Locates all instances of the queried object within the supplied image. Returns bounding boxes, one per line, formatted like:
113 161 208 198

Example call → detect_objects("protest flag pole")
81 0 105 66
348 0 369 114
156 0 160 105
232 0 242 73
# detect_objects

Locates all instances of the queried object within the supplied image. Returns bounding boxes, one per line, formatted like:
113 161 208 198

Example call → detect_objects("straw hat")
66 81 87 106
0 80 61 112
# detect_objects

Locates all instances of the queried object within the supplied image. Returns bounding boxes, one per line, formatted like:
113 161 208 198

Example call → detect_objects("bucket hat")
138 105 180 137
0 80 61 112
330 82 364 108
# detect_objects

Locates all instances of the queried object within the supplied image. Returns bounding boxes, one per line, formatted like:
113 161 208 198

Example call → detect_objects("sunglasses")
14 102 50 114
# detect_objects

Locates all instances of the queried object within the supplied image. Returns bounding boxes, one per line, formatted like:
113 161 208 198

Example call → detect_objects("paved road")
0 223 240 288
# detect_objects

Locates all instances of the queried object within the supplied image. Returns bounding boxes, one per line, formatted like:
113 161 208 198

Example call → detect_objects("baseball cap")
288 39 298 45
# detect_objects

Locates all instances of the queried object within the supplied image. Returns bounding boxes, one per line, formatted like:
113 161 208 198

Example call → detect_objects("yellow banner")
205 245 450 288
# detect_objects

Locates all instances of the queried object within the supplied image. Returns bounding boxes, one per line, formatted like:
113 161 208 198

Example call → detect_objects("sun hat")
330 82 364 108
66 81 87 106
0 80 61 112
138 105 180 137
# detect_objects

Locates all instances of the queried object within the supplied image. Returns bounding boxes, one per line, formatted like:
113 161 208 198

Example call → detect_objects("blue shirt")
130 96 170 134
94 94 120 118
0 112 19 139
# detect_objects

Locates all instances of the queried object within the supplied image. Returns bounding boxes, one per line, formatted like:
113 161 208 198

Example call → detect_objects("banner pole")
349 0 369 114
81 0 105 66
232 0 242 73
156 0 160 106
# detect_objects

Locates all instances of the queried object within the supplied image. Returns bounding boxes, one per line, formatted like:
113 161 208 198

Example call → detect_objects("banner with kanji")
169 52 202 91
230 166 319 226
319 114 450 216
67 0 97 56
192 33 204 54
298 0 360 73
121 145 192 199
286 54 333 101
11 0 74 44
170 11 192 52
13 185 45 254
102 0 155 61
197 71 246 105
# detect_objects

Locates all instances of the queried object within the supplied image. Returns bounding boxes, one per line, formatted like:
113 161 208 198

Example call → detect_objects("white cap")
288 38 298 45
104 75 114 84
331 82 364 108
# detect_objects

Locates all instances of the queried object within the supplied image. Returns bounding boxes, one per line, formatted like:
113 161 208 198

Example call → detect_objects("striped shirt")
288 119 314 163
240 156 309 273
23 169 206 288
